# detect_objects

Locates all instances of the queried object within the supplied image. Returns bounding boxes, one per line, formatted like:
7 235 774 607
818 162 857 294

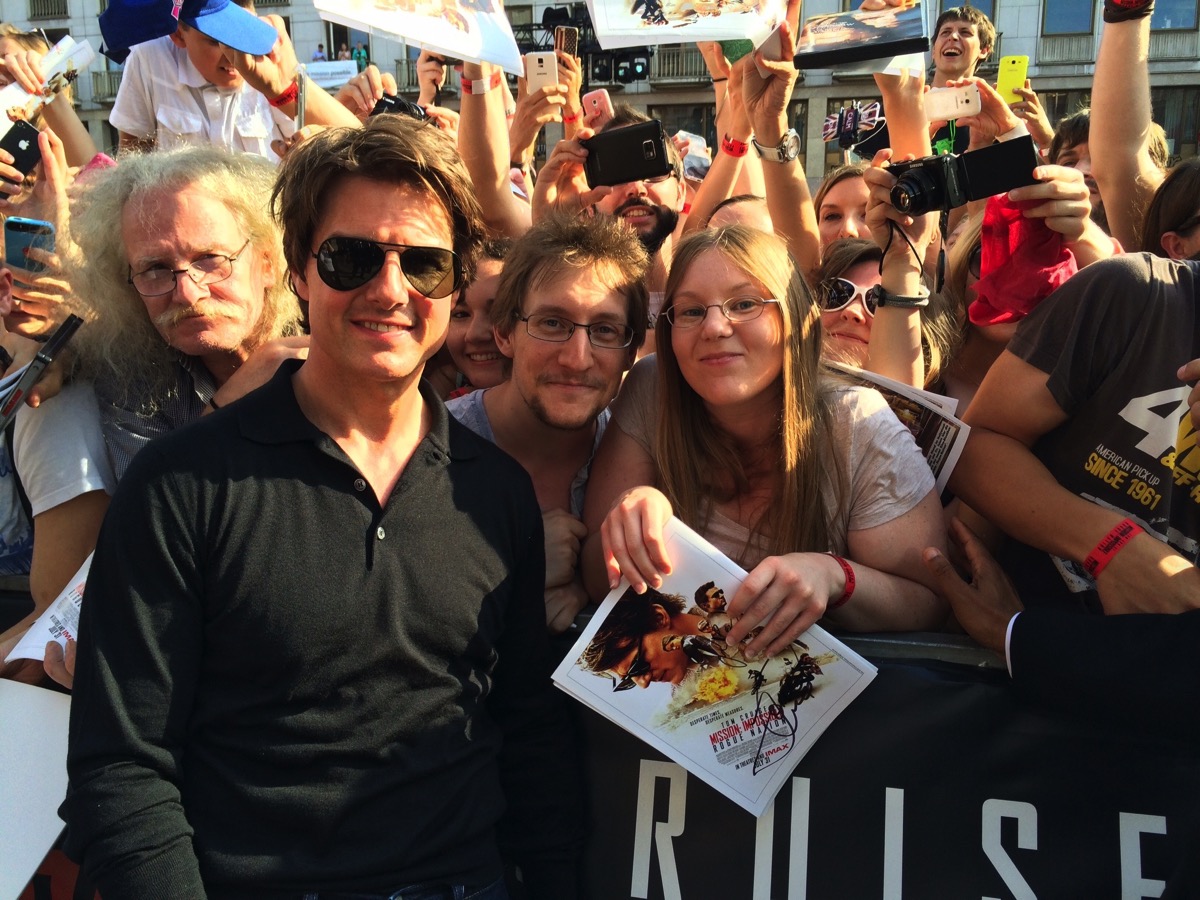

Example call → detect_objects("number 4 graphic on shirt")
1117 387 1190 459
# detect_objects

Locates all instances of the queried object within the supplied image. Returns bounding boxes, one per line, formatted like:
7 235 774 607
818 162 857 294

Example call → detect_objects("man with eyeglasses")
448 213 649 635
63 115 582 898
68 145 305 481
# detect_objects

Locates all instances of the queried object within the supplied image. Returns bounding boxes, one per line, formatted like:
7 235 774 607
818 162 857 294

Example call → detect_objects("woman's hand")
725 552 844 658
8 249 73 340
600 486 675 593
415 50 447 106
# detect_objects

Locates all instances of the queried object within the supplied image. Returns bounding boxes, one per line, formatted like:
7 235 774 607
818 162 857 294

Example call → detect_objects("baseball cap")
101 0 278 63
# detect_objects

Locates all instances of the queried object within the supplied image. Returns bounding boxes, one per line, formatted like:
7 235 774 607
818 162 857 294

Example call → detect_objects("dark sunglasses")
312 237 462 298
819 277 881 317
611 646 650 692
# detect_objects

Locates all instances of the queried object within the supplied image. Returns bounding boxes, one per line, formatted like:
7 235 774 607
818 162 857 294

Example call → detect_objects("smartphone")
4 217 54 273
719 39 754 62
996 55 1030 105
295 66 307 131
554 25 579 58
0 313 81 431
582 88 614 129
524 52 559 94
369 94 429 121
0 121 42 183
924 84 982 122
582 120 673 188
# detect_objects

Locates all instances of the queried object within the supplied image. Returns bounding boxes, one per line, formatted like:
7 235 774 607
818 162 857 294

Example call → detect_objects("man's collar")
173 37 219 90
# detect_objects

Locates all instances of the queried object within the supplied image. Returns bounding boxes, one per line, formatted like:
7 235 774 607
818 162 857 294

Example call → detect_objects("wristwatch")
751 129 801 163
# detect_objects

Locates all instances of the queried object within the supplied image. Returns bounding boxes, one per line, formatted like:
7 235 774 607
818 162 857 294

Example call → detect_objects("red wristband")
268 81 298 108
1083 518 1144 579
562 111 580 124
827 554 855 611
721 134 749 157
461 70 502 94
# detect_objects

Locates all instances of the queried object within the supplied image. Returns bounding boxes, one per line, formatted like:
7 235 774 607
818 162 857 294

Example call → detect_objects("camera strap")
936 208 950 294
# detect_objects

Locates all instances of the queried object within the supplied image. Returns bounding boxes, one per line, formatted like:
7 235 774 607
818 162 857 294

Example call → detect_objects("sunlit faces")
668 248 784 412
594 172 684 253
170 24 243 89
819 261 878 368
447 258 506 388
495 263 633 431
817 177 869 249
122 184 271 368
294 177 455 387
932 18 984 80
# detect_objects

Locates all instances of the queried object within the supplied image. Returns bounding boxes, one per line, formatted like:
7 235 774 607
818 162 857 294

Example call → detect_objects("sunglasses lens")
821 279 854 311
400 246 458 299
317 238 384 291
863 286 881 316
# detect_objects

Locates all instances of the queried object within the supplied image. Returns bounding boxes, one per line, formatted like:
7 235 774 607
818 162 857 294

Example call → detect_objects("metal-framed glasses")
517 313 635 349
665 296 781 328
312 237 462 298
611 646 650 692
818 278 883 318
128 238 251 297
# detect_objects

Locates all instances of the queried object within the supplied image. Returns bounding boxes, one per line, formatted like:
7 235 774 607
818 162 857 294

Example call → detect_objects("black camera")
369 94 428 121
889 135 1041 216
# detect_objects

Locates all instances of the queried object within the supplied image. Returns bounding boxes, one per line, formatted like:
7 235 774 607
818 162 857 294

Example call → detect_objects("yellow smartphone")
996 55 1029 105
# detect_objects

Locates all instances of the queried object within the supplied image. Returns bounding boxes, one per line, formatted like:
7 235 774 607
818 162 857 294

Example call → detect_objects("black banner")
579 658 1200 899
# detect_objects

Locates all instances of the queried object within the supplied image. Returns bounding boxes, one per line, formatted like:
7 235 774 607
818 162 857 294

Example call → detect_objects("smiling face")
594 172 685 254
668 247 784 413
294 176 455 390
932 17 984 80
447 257 506 389
170 24 243 89
495 263 633 431
819 260 878 368
817 177 870 249
123 184 271 371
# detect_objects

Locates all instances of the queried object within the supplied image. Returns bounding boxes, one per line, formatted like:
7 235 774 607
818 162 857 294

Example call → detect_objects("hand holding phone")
924 84 982 122
0 121 42 184
524 52 560 95
995 55 1030 105
554 25 579 58
581 120 673 188
4 216 54 273
581 89 614 130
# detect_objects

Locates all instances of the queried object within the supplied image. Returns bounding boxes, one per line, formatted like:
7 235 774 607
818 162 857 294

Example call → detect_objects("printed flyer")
553 518 876 817
585 0 785 50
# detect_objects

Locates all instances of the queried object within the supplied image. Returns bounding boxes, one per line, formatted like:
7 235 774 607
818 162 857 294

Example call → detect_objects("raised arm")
458 61 533 237
1089 6 1163 251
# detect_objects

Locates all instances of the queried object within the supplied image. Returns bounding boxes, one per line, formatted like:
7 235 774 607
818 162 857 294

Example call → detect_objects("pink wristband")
1083 518 1144 579
827 554 855 611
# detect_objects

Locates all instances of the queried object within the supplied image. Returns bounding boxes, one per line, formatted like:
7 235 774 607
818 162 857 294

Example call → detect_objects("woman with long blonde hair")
583 226 947 656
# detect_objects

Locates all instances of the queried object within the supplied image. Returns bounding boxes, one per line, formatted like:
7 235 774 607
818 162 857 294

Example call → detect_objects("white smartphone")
924 84 982 122
524 52 559 95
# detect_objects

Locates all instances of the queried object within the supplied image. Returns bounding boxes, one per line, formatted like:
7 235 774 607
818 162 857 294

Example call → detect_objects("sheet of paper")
0 680 71 898
6 554 89 664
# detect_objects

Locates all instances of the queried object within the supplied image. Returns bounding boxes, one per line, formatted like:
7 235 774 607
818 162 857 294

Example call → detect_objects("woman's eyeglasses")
665 296 781 328
312 237 461 298
818 278 882 317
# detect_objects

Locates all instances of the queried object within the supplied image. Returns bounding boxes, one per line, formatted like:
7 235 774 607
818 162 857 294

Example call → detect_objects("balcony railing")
393 59 461 97
1149 29 1200 59
92 69 123 103
649 45 707 86
28 0 68 19
1037 33 1096 65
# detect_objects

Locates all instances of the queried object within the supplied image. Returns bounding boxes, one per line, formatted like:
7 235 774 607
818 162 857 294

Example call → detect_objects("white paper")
6 554 89 664
585 0 785 50
554 518 876 817
0 680 71 899
314 0 524 74
0 36 97 143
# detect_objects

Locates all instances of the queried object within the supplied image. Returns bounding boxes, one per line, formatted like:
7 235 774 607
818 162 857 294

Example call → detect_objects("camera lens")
890 168 943 217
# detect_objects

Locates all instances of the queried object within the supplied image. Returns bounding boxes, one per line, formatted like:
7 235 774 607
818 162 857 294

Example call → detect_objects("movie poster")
584 0 785 50
553 518 876 817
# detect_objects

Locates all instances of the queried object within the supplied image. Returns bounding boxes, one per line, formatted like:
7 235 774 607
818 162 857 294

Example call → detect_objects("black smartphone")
0 121 42 183
4 217 54 273
581 120 673 188
369 94 429 121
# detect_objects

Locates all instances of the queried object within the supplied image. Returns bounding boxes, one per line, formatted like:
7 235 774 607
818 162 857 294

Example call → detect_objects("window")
1152 86 1200 161
648 104 717 151
1039 89 1091 129
1152 0 1198 29
1043 0 1095 34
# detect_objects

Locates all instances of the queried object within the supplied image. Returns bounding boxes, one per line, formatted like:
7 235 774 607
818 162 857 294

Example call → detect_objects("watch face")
783 131 801 159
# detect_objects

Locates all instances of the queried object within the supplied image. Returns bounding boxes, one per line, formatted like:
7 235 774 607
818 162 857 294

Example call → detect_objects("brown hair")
1142 158 1200 256
579 587 686 674
934 6 996 61
654 226 845 561
271 115 486 289
490 212 650 351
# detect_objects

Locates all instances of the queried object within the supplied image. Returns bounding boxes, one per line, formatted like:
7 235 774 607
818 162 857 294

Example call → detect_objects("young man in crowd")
448 214 649 633
62 114 582 899
70 146 306 479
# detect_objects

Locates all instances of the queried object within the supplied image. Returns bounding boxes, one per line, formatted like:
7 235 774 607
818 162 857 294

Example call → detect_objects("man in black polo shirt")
62 116 582 899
